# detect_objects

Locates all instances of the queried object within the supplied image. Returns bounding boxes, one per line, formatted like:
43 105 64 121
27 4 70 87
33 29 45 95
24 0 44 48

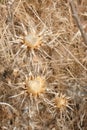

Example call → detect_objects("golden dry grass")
0 0 87 130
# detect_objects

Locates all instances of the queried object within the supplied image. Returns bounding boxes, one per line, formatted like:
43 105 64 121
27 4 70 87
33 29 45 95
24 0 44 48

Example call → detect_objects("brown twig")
69 0 87 45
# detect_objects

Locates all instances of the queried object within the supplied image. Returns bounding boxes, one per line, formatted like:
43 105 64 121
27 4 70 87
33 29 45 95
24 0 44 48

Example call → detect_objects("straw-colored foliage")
0 0 87 129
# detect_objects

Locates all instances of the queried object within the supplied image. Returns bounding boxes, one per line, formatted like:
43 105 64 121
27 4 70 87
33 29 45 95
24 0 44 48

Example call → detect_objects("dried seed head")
54 93 71 111
25 76 46 96
23 33 42 49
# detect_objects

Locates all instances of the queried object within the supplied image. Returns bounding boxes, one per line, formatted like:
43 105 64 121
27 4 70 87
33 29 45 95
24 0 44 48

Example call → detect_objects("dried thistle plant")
25 76 46 96
22 33 42 49
0 0 87 130
54 93 72 112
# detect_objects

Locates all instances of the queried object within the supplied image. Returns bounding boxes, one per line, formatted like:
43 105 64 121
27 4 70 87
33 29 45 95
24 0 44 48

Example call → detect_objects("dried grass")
0 0 87 130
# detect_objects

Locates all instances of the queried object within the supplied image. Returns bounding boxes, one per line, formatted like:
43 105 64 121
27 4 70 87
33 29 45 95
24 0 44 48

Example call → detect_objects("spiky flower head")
23 33 42 49
54 93 72 112
25 76 47 96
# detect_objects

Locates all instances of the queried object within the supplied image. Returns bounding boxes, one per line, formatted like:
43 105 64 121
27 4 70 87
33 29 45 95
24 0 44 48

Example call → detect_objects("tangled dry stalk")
0 0 87 130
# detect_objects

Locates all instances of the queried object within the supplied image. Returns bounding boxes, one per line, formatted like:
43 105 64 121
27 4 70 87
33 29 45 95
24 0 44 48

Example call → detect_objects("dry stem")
69 0 87 45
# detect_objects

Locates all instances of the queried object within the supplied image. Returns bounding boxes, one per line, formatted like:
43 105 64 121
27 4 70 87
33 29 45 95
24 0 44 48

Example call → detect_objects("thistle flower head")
25 76 47 96
23 33 42 49
54 93 71 112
